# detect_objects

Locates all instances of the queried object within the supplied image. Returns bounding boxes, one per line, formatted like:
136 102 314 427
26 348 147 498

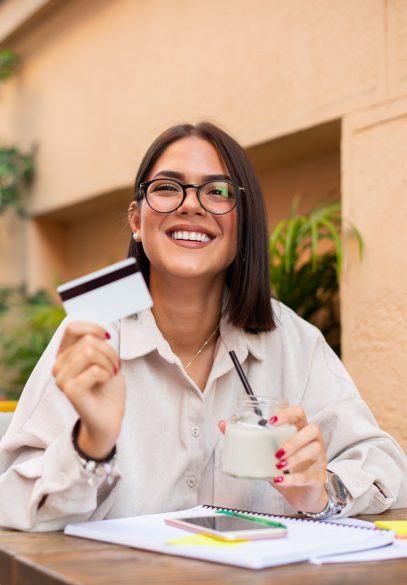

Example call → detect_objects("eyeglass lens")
143 179 236 214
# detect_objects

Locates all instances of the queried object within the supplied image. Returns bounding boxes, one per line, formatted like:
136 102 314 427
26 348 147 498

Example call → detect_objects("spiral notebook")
64 505 394 569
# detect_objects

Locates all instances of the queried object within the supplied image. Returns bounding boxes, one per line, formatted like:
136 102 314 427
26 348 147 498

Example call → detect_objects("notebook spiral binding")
202 504 377 531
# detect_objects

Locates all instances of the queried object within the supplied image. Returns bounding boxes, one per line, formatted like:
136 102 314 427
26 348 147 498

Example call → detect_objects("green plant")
0 288 65 400
0 49 20 82
269 202 363 354
0 49 35 214
0 146 35 215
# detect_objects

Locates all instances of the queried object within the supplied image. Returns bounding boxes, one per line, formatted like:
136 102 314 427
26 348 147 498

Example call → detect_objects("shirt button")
187 477 197 488
192 426 200 437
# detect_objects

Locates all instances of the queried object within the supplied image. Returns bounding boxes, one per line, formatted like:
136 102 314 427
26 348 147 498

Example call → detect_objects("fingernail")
268 415 278 425
275 448 286 459
276 459 287 470
273 476 284 484
105 331 111 340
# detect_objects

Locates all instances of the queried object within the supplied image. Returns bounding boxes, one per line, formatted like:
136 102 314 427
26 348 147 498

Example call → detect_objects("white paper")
64 505 395 570
311 539 407 564
329 517 375 528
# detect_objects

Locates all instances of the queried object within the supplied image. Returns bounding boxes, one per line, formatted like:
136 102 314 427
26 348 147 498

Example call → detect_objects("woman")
0 122 406 531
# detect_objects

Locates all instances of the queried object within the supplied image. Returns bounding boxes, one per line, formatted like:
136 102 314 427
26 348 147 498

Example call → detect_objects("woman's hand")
266 406 328 513
52 322 125 460
218 406 328 514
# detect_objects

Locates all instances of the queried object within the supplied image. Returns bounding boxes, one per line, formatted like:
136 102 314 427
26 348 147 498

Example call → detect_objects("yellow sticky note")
0 401 18 412
375 521 407 538
166 533 247 547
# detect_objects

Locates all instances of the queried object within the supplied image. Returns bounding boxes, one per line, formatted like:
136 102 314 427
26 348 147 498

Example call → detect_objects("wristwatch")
300 471 349 520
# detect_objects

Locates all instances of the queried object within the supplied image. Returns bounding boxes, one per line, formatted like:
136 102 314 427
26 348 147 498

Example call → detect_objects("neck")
149 270 224 356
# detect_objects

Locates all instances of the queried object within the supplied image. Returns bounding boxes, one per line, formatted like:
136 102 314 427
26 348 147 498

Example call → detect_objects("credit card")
57 258 152 325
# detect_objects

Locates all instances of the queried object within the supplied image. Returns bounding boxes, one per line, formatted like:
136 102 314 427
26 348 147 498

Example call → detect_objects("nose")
177 187 205 215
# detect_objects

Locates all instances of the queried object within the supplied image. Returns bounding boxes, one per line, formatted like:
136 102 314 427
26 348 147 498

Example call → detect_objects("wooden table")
0 508 406 585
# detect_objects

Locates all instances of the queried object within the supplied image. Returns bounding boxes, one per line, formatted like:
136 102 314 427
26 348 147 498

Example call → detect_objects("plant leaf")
319 217 342 280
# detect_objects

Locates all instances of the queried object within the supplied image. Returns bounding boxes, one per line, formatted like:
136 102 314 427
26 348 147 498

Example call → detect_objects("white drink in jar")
223 397 296 479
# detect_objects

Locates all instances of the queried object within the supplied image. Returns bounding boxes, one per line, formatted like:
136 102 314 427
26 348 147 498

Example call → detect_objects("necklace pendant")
184 327 219 371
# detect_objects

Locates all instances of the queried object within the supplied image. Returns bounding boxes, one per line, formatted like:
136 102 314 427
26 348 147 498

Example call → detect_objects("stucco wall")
0 212 25 286
0 0 388 215
342 95 407 450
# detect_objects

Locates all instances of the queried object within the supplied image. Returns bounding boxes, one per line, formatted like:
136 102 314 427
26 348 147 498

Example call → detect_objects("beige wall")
0 211 25 286
25 189 132 292
0 0 392 216
342 95 407 449
0 0 406 449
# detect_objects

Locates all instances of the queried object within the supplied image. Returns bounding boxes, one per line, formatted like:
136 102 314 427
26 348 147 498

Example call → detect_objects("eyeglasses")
138 178 243 215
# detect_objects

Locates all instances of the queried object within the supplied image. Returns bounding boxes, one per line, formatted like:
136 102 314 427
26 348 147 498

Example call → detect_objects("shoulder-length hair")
128 122 275 333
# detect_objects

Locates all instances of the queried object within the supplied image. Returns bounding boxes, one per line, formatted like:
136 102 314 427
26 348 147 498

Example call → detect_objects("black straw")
228 350 254 396
228 350 267 426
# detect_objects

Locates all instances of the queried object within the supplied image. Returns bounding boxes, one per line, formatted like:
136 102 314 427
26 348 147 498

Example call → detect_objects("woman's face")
130 136 238 283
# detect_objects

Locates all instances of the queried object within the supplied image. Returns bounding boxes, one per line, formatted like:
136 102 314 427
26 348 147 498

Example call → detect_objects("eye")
149 180 182 194
204 182 234 199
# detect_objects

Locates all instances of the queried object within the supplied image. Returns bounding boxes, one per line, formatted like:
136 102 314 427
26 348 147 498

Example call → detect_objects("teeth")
171 231 211 242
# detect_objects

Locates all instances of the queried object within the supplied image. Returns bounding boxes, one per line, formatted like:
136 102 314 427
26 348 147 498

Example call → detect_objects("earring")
132 231 138 241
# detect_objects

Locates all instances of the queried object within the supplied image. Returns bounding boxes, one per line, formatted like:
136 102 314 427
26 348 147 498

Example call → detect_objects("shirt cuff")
11 424 121 530
327 461 394 516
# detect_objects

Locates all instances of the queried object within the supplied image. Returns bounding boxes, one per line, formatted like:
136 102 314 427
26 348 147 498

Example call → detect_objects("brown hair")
128 122 275 333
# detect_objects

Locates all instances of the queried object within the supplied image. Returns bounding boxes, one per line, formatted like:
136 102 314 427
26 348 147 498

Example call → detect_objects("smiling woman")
128 123 274 336
129 137 239 290
0 122 406 532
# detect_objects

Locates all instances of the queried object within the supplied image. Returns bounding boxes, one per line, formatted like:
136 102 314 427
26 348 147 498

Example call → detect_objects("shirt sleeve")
0 320 121 532
301 333 407 516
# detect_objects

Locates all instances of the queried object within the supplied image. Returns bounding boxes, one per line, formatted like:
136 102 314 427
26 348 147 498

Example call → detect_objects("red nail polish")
276 459 287 470
105 331 111 340
275 449 286 459
273 476 284 483
268 415 278 425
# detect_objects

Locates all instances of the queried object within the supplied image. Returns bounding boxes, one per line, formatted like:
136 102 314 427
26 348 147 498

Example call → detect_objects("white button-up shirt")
1 301 406 531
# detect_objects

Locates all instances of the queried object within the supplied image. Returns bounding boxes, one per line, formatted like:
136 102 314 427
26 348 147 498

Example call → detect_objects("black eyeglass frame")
137 178 244 215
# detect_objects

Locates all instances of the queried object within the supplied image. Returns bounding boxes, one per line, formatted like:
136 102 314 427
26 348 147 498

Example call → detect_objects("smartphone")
165 515 288 541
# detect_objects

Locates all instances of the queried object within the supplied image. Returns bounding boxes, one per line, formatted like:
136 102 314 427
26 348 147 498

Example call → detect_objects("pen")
215 509 287 529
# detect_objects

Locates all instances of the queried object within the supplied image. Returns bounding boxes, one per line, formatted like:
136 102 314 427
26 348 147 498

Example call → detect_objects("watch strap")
299 471 348 520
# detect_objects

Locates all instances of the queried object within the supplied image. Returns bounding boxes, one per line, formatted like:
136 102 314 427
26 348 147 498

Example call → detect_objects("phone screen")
176 515 273 532
165 514 288 541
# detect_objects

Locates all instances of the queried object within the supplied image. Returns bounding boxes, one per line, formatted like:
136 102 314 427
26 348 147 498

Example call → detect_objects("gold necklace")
184 327 219 371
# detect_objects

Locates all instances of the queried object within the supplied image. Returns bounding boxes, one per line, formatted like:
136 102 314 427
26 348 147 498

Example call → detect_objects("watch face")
326 472 348 508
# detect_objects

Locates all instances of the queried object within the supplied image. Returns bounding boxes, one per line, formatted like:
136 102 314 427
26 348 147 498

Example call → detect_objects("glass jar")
222 397 296 479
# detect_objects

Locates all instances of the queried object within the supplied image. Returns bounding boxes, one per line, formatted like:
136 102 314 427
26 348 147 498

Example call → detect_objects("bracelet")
71 420 117 486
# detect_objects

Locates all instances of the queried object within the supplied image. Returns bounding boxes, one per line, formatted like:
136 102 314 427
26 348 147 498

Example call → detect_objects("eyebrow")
151 170 232 182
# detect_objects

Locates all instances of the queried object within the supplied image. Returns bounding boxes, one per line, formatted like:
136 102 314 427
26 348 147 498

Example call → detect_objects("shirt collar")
119 307 267 363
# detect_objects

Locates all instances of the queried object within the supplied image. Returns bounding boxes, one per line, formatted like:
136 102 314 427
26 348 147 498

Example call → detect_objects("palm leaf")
269 200 363 355
319 217 342 280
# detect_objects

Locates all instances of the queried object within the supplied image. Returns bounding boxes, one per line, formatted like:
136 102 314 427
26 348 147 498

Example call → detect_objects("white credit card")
57 258 153 325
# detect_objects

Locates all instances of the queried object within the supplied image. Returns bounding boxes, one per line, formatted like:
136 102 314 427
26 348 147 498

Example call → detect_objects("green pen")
215 509 287 529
